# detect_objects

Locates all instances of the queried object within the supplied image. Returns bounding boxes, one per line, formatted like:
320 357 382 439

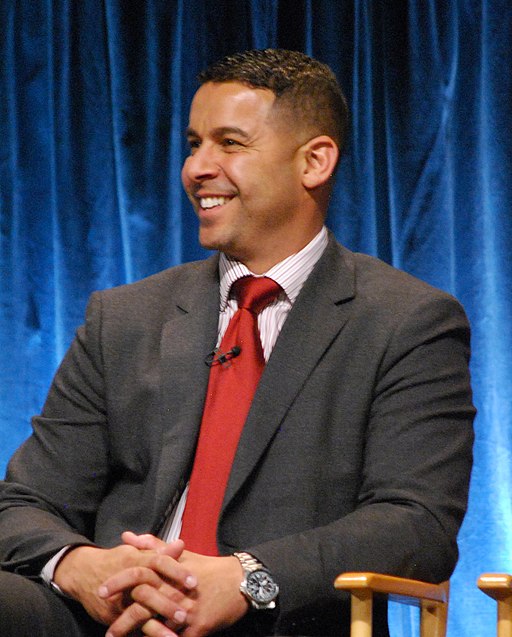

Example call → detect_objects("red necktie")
180 275 282 555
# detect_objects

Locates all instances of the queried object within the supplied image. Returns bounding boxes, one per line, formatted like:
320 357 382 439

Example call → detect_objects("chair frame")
477 573 512 637
334 572 449 637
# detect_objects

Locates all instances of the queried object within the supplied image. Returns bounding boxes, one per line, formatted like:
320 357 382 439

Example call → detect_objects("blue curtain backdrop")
1 1 511 635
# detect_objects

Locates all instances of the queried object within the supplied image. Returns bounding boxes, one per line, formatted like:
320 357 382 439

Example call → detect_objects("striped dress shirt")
217 226 328 360
162 226 328 542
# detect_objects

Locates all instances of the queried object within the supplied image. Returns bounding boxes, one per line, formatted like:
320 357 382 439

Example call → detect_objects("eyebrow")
185 126 251 139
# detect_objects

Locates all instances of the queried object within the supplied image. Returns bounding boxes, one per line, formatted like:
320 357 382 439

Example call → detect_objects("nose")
182 144 220 183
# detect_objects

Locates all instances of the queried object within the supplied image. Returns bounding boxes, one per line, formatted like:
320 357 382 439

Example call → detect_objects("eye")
221 138 243 149
187 138 201 154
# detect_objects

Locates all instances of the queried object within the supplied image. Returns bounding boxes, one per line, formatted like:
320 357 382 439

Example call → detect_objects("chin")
199 227 232 252
199 235 227 253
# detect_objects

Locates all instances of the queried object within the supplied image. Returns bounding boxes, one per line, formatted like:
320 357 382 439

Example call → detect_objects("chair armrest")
334 573 449 637
478 574 512 637
478 573 512 601
334 572 449 605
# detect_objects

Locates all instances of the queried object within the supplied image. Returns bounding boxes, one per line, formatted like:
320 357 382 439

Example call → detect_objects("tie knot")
233 276 281 314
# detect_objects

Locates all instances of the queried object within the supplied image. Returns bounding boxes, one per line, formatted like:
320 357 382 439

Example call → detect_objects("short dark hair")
198 49 349 154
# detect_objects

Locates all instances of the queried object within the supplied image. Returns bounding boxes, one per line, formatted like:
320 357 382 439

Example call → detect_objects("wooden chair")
334 572 450 637
477 573 512 637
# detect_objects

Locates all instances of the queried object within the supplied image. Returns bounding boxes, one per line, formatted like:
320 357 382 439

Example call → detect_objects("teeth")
200 196 231 209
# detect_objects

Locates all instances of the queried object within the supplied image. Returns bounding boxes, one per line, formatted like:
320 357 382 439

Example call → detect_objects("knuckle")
132 583 153 604
128 602 152 623
130 565 149 580
150 553 166 570
117 544 139 560
161 584 185 603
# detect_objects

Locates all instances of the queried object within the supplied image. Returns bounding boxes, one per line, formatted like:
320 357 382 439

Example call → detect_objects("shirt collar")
218 226 329 310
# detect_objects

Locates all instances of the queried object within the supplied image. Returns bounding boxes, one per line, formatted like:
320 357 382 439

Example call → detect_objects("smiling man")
0 49 474 637
182 79 336 272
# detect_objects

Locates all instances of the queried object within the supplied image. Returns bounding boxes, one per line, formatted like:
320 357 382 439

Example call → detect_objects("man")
0 49 474 637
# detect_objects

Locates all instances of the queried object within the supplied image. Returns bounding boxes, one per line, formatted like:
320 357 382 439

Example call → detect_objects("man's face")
181 81 315 272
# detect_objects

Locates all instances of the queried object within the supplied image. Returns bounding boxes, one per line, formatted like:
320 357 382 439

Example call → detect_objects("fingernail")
174 609 187 623
185 575 197 589
98 585 108 598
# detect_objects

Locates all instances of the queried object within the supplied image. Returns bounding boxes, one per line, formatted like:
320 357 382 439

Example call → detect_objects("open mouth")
199 196 233 210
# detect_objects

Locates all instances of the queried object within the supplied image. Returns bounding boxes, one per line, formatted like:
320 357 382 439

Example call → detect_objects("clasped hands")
53 531 249 637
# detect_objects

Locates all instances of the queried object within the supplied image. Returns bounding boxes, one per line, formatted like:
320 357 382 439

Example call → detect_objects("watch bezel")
244 568 279 605
235 551 279 610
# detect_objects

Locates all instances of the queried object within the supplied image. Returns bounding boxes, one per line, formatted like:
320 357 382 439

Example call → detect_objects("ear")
300 136 339 189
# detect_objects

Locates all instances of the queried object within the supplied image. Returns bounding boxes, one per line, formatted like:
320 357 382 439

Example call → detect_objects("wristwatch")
233 551 279 610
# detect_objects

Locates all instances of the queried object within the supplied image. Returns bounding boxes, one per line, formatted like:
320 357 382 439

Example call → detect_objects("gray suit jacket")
0 235 475 636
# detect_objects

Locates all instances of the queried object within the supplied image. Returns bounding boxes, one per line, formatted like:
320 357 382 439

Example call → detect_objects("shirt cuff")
40 545 73 596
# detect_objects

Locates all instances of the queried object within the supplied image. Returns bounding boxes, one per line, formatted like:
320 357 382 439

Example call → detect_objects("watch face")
246 570 278 602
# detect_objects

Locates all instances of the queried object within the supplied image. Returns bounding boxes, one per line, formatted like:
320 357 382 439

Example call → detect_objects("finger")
141 616 180 637
105 601 154 637
106 590 187 637
100 553 196 599
144 553 197 591
157 539 185 559
122 531 166 551
99 565 164 599
131 584 188 625
122 532 185 560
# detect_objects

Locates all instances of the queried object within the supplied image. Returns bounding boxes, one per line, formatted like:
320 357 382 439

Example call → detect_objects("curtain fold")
1 2 511 635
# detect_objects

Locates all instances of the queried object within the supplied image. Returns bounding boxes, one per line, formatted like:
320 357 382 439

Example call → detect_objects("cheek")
227 166 266 203
221 157 243 185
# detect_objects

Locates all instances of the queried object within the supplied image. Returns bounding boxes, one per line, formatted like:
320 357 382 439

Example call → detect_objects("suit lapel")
153 256 220 527
224 238 356 506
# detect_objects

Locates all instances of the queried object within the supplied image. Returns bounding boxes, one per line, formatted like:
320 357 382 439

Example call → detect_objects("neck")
225 224 326 275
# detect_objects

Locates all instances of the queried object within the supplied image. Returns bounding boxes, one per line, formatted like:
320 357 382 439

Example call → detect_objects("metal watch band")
233 551 266 572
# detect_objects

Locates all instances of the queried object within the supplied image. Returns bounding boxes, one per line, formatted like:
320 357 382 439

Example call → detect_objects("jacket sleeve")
246 293 475 631
0 292 108 576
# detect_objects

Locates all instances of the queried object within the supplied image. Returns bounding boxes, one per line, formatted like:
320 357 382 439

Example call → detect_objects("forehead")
188 81 277 132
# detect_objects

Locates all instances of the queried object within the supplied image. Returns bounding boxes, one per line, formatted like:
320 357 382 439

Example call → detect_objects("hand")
105 534 249 637
101 534 197 636
53 540 194 627
176 551 249 637
121 531 197 635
